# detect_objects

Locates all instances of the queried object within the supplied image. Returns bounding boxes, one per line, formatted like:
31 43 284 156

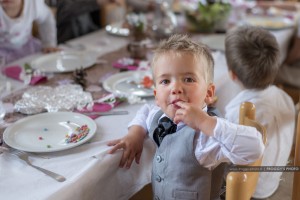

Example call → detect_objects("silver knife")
79 110 129 116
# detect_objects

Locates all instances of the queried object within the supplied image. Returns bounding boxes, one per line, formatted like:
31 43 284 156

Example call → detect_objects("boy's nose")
171 83 183 94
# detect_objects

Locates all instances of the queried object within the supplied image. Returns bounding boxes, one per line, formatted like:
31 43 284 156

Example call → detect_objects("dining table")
0 19 296 200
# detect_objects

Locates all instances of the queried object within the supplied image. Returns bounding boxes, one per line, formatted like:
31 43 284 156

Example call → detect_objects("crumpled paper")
14 84 93 114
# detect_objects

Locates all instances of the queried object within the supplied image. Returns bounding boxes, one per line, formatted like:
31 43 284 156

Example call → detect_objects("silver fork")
10 150 66 182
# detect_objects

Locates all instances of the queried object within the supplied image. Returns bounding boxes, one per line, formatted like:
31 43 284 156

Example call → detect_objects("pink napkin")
76 99 124 119
2 65 47 85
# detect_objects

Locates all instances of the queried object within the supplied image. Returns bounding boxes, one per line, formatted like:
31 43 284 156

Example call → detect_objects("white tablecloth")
0 102 156 200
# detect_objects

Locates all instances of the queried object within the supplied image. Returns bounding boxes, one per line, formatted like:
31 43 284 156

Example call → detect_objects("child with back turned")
0 0 59 63
108 34 265 199
224 26 295 199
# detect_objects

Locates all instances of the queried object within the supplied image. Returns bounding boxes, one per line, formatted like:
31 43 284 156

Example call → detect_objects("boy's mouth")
171 99 184 109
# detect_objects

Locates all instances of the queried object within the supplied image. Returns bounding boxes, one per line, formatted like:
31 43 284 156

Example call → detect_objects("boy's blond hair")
151 34 215 83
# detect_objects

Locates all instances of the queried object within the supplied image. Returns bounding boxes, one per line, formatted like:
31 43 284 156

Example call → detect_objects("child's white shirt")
129 103 265 170
225 85 295 198
0 0 56 49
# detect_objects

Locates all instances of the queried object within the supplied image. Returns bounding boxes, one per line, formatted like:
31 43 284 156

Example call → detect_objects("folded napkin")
112 57 150 71
76 97 125 119
2 65 47 85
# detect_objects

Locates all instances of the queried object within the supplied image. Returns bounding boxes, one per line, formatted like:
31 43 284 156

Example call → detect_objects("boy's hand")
107 126 146 169
173 101 204 130
173 101 216 136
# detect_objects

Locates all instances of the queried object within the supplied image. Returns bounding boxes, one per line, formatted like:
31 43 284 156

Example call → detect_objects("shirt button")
156 155 163 163
155 196 160 200
155 175 162 182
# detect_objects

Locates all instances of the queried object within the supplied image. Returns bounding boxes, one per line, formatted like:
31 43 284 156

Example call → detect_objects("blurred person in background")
0 0 59 64
276 22 300 89
56 0 122 44
56 0 101 44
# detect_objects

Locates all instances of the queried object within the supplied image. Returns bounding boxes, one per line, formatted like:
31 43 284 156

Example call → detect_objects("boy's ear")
228 70 238 81
204 83 216 105
154 89 159 106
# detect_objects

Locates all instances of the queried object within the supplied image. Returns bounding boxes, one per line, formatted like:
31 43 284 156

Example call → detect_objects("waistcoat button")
156 155 163 163
155 175 162 182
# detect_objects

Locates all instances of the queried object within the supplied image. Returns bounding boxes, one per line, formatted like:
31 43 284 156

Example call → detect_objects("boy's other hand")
107 126 146 169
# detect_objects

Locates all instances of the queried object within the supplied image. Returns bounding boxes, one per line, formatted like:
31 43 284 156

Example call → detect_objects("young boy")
224 26 295 199
108 34 265 199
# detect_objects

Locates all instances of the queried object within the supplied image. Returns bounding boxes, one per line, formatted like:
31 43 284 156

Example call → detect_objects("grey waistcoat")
149 110 225 200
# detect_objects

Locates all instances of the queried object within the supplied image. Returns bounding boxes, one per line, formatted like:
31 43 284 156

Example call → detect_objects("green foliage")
24 63 33 74
186 1 231 32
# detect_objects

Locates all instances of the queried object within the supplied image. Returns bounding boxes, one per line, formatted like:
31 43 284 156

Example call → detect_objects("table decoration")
73 67 88 88
151 0 178 40
75 93 126 119
14 84 93 114
183 0 231 33
2 65 47 85
126 13 148 42
113 57 150 70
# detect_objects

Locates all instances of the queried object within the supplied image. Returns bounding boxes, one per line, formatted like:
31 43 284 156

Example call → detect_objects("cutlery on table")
79 110 129 116
4 148 66 182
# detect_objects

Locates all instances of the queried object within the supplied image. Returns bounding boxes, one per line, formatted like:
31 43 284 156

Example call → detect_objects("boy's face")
153 52 215 119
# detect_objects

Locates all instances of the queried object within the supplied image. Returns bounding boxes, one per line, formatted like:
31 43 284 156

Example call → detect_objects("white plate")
105 22 130 37
30 51 96 73
103 71 154 97
245 15 295 30
3 112 97 153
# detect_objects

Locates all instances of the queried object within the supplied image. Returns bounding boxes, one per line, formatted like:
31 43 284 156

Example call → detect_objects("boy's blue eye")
184 77 195 82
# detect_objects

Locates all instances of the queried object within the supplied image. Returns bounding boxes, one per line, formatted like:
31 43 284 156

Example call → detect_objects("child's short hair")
225 26 279 89
151 34 214 83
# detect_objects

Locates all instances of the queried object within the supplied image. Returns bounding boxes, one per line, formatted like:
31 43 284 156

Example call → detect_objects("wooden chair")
292 110 300 200
130 184 152 200
226 102 267 200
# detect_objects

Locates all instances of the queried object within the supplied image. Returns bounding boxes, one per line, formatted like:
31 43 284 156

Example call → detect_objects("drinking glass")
0 101 5 127
0 55 8 98
0 56 7 128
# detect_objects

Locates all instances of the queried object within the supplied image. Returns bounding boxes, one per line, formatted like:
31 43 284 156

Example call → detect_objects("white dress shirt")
129 103 265 170
225 85 295 198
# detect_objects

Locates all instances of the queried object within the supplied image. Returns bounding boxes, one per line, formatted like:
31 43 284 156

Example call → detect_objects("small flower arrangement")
126 13 148 41
184 0 231 32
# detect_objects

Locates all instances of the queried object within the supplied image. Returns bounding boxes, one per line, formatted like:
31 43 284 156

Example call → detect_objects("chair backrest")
226 102 266 200
292 110 300 200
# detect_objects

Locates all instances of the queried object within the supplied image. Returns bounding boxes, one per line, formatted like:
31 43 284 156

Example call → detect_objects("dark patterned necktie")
153 116 177 147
